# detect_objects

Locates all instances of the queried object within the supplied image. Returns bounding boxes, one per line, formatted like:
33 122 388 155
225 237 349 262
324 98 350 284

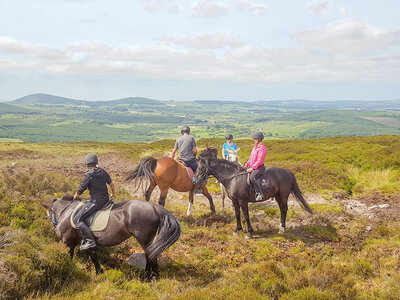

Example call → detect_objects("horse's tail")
290 173 314 214
124 157 157 183
145 206 181 261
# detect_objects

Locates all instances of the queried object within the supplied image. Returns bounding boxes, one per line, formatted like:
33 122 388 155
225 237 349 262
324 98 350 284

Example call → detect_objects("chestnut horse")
125 147 217 216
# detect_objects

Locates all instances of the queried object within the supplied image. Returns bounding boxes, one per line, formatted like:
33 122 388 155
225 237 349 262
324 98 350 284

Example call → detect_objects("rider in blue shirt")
222 134 238 160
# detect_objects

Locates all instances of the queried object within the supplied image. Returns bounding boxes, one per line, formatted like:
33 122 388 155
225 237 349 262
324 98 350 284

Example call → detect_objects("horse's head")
227 148 240 162
42 194 75 228
193 157 212 186
199 146 218 159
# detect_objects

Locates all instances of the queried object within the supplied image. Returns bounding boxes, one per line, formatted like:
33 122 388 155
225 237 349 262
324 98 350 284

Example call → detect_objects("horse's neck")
210 161 241 183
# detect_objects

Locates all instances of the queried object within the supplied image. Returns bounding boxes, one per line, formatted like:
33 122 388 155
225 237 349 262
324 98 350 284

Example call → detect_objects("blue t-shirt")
223 142 238 157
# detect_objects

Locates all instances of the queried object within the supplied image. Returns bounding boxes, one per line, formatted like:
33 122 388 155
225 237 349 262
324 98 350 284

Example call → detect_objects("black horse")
43 195 181 279
193 157 313 238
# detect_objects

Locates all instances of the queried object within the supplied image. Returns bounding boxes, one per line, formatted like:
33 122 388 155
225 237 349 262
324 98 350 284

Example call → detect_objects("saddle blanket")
71 201 114 231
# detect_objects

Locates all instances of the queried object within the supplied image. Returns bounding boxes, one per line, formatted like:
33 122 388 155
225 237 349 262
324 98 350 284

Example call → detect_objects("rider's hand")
247 168 253 173
110 193 115 199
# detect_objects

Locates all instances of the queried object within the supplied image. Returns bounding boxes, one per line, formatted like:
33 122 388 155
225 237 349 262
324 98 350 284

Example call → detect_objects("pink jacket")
245 143 267 170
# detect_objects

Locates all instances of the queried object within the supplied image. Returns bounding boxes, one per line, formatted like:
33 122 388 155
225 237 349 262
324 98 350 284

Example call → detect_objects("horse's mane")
207 157 245 173
61 194 74 201
199 146 218 158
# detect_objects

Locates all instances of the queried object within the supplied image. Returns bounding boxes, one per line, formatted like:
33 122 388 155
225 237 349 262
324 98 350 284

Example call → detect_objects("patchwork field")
1 136 400 299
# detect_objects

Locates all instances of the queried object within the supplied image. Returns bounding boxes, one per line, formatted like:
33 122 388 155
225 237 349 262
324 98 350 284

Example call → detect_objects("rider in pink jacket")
245 132 267 201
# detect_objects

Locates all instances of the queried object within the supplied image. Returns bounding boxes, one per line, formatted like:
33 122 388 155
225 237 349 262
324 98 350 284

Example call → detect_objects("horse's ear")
237 148 240 152
42 202 50 209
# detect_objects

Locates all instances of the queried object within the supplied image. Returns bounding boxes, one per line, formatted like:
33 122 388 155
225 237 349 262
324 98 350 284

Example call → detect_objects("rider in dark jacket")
73 153 116 251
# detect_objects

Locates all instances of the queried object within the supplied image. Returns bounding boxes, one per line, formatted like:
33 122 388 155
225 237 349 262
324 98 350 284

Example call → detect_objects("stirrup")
80 239 96 251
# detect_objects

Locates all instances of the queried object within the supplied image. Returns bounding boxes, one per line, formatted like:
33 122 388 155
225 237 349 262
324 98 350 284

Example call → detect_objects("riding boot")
79 223 97 251
253 181 264 201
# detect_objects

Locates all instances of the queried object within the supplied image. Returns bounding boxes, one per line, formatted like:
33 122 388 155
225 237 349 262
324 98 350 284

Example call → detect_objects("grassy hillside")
1 136 400 299
3 93 400 143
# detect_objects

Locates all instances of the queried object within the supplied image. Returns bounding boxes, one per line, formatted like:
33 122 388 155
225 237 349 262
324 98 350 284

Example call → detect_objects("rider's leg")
75 202 100 250
250 165 265 201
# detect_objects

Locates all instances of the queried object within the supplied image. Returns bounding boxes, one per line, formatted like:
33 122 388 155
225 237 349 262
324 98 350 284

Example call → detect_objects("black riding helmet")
181 126 190 134
225 133 233 140
251 132 264 141
84 153 98 166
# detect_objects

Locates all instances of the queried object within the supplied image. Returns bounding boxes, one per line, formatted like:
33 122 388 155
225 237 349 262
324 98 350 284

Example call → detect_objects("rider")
170 126 198 173
73 153 116 251
222 133 238 160
245 132 267 201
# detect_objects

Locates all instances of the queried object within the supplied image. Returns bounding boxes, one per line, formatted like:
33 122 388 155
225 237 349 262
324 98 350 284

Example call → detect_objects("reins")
49 199 75 228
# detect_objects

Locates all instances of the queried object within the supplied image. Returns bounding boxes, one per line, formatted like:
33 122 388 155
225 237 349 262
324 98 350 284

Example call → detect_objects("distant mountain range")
8 93 165 107
4 93 400 110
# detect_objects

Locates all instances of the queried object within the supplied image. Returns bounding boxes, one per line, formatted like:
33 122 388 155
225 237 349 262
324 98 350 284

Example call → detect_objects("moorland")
1 136 400 299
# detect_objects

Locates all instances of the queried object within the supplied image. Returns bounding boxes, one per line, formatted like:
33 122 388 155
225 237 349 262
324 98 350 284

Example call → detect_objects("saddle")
71 200 114 232
247 171 270 191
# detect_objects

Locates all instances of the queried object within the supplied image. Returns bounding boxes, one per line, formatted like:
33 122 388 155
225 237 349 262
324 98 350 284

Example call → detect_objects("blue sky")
0 0 399 101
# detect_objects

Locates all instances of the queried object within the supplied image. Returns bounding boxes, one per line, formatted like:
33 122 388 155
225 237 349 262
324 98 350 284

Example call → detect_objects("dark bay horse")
125 147 218 216
43 195 181 279
193 157 313 238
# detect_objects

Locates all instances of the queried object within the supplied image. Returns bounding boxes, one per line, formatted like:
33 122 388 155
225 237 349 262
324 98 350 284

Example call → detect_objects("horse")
124 147 218 216
42 194 181 279
221 148 240 208
193 157 313 238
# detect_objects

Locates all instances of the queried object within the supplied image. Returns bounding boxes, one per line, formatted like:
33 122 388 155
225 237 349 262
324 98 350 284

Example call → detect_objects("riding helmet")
181 126 190 133
225 133 233 140
251 131 264 141
84 153 98 166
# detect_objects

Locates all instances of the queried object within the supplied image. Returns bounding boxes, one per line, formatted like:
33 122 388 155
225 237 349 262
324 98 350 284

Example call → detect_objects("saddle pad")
186 166 194 179
71 201 114 231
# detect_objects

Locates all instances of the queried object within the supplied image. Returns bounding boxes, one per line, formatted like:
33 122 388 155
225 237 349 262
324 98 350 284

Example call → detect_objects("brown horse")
125 147 217 216
43 195 181 279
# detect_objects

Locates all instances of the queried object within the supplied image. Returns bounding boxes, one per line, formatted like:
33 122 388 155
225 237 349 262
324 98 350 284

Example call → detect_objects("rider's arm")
170 148 177 159
192 147 198 157
74 174 90 199
222 148 226 159
109 182 116 199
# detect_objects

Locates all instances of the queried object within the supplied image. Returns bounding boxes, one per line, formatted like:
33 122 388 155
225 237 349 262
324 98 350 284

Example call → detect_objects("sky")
0 0 399 101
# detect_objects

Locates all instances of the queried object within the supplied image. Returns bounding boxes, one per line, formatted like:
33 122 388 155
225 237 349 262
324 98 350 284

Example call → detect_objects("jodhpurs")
250 164 266 194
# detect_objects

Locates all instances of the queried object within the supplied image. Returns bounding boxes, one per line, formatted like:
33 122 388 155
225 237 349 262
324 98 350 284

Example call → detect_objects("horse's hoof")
245 233 252 240
96 268 104 275
233 231 238 237
278 227 285 235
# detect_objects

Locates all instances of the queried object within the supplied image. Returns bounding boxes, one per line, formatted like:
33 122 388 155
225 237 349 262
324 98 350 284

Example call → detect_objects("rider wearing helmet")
245 132 267 201
73 153 116 251
170 126 198 172
222 133 238 160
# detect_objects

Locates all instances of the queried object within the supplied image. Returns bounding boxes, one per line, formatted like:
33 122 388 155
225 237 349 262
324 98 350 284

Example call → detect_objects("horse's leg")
232 199 242 236
221 183 225 209
145 181 157 202
240 200 254 239
276 194 288 234
201 184 216 214
69 246 75 259
150 258 159 279
158 186 169 207
88 249 103 275
187 189 194 216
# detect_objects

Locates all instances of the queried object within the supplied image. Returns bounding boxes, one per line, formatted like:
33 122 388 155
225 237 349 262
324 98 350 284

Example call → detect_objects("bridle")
48 198 75 229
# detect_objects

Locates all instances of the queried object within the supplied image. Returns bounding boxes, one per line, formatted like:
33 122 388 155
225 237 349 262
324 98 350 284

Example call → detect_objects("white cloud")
192 1 230 17
294 20 400 51
305 1 330 16
159 33 242 49
141 0 181 12
1 29 400 84
237 1 267 16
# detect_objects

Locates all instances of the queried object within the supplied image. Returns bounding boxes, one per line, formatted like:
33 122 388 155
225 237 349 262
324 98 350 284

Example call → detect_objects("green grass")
1 136 400 299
